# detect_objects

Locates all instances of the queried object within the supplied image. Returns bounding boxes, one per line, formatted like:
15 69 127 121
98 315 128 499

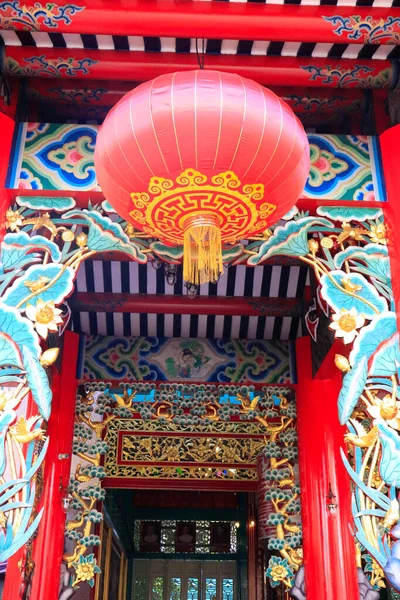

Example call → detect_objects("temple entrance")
96 489 251 600
132 559 237 600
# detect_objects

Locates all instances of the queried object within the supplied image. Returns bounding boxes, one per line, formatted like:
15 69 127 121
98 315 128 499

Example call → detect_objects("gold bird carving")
75 463 92 483
341 277 363 294
337 224 368 245
237 393 260 410
9 416 45 444
114 390 136 408
284 522 301 534
279 478 295 488
344 420 378 448
24 276 50 293
65 514 85 531
24 212 57 235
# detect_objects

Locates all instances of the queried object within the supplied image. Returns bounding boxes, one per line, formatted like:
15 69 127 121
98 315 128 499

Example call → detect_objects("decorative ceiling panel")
83 336 295 384
71 261 308 341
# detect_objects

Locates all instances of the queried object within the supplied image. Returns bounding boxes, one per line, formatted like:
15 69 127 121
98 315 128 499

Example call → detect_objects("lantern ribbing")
94 70 310 284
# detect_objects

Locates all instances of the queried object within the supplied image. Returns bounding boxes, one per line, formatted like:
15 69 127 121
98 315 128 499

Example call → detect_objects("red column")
0 96 23 600
29 332 80 600
381 126 400 330
2 393 50 599
0 112 15 240
295 336 359 600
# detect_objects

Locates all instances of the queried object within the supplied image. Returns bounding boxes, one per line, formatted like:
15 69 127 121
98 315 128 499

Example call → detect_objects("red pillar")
0 112 15 240
29 332 80 600
381 126 400 330
0 90 24 600
295 336 359 600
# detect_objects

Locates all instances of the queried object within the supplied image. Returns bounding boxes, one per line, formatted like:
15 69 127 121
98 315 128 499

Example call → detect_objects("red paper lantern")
95 70 310 284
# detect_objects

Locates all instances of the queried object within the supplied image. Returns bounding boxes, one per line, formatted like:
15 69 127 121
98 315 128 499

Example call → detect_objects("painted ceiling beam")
1 1 399 45
28 78 364 109
5 48 395 89
27 78 364 122
71 293 305 318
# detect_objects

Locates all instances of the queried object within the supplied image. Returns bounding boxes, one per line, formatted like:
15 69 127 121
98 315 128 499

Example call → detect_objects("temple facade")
1 2 400 600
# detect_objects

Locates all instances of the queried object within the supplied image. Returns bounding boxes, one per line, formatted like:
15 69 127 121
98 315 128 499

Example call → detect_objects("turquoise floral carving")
71 554 101 588
266 556 295 588
0 199 149 567
0 192 395 592
247 207 400 591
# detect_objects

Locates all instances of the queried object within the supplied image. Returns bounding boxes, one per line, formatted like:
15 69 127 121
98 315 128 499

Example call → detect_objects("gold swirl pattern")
129 169 276 245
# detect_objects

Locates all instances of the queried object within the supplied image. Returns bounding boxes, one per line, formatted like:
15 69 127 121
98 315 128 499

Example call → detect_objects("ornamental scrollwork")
0 2 85 31
86 382 294 483
66 382 296 590
300 64 392 89
247 205 397 591
323 15 400 45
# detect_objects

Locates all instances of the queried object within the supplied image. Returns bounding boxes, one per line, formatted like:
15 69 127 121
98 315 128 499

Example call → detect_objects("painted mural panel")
8 123 385 201
303 134 385 201
10 122 100 192
83 336 294 384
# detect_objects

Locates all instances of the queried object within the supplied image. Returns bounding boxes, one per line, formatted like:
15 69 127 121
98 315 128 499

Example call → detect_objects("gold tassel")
183 214 223 285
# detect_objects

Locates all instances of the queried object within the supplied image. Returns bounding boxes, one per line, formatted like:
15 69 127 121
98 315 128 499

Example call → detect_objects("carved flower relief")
329 308 365 344
26 300 63 339
266 556 294 588
6 209 24 231
72 554 100 588
308 145 347 187
368 223 387 245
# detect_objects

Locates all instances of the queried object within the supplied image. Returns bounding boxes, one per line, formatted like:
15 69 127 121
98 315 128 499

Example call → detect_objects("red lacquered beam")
102 477 258 492
1 0 399 45
5 47 395 89
71 293 304 317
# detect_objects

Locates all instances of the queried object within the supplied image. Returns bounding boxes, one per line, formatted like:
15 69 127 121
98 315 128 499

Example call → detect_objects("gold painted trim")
94 518 105 600
103 527 113 600
118 554 127 600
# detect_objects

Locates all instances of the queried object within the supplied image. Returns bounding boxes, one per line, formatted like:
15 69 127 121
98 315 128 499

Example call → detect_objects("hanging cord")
195 38 205 70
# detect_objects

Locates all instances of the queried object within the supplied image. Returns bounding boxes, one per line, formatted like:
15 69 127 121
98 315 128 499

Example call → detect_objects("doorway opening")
132 559 236 600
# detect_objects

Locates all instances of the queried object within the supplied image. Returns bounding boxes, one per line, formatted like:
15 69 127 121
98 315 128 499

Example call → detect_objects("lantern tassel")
183 215 223 286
